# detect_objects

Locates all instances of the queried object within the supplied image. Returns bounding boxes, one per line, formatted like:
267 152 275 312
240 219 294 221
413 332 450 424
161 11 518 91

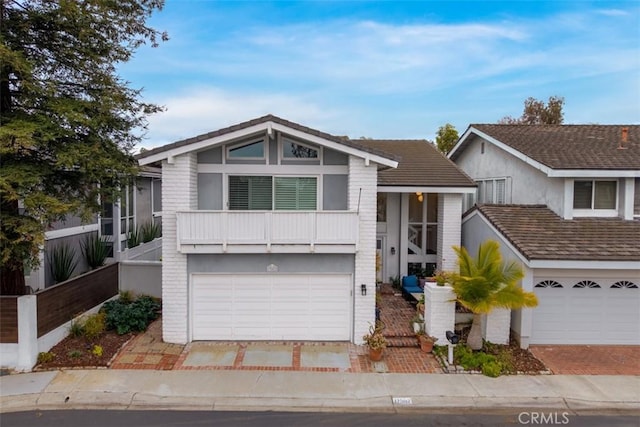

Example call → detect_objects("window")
228 176 273 210
227 140 265 159
151 178 162 229
611 281 638 289
573 180 616 210
573 280 600 288
475 178 508 204
535 280 563 288
228 176 317 210
282 139 318 159
377 193 387 222
274 177 317 210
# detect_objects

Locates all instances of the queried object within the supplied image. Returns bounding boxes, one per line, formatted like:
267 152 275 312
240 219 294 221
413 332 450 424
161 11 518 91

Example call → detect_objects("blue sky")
120 1 640 150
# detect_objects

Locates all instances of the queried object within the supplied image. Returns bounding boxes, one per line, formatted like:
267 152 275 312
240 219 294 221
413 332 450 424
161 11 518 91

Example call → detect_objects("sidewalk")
1 369 639 414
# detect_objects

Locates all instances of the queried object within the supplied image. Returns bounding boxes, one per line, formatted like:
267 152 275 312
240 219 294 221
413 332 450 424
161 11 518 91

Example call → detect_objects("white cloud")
140 87 346 149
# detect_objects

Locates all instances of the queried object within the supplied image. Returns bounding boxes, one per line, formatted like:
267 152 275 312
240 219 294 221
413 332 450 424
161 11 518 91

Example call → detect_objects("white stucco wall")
162 153 197 344
455 136 564 216
349 157 378 344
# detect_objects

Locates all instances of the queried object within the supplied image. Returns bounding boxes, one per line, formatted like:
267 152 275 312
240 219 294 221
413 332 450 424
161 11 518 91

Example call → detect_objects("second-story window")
573 180 616 210
227 140 265 160
228 176 317 210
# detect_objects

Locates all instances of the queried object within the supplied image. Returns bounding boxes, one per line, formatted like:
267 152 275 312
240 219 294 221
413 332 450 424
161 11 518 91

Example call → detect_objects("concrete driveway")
530 345 640 375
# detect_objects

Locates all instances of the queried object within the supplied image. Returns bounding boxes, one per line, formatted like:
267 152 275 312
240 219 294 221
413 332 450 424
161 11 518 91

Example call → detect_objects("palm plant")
448 240 538 350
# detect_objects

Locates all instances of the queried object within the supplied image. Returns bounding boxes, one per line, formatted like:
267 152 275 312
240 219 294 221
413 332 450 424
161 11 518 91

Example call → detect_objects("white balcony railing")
176 211 359 253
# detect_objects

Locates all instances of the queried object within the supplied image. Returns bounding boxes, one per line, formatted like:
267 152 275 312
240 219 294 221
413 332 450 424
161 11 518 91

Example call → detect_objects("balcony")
176 211 359 254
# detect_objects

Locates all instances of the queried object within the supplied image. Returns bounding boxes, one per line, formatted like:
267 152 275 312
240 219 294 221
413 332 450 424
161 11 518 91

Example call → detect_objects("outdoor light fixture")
416 191 424 202
390 247 396 255
361 284 367 296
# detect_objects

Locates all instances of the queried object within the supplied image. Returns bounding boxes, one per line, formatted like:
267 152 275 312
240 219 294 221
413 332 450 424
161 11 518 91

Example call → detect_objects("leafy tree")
499 96 565 125
448 240 538 350
435 123 459 154
0 0 167 294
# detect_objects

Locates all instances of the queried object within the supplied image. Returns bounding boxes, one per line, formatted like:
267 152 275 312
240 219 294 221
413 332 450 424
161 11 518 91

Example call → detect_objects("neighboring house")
449 124 640 347
137 115 475 345
25 171 162 290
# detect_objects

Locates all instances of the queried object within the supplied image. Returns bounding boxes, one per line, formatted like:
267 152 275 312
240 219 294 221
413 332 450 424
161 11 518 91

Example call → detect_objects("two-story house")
138 115 475 345
449 124 640 347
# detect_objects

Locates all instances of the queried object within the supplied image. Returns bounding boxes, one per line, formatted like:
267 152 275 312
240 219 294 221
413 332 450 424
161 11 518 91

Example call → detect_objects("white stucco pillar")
16 295 38 372
481 308 511 345
424 282 455 343
437 193 462 272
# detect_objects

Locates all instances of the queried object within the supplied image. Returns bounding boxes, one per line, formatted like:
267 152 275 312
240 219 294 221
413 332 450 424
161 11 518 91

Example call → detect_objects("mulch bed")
485 340 548 373
35 331 133 370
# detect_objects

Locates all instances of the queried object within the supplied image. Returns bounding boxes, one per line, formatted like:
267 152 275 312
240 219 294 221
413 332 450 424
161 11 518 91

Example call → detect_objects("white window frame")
572 179 618 218
225 138 266 161
279 136 321 162
475 177 510 205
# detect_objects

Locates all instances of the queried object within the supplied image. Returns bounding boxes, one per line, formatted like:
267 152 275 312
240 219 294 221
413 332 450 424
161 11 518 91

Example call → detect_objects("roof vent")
618 127 629 150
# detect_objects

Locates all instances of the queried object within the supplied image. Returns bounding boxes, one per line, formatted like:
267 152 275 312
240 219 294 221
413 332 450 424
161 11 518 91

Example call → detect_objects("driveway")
530 345 640 375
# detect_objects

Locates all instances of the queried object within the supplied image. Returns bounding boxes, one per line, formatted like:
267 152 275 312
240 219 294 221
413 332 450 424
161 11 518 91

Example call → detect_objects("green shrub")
49 243 78 283
68 318 85 337
101 295 160 335
140 221 161 243
37 352 55 364
482 361 503 378
68 350 83 358
83 312 106 339
81 234 109 269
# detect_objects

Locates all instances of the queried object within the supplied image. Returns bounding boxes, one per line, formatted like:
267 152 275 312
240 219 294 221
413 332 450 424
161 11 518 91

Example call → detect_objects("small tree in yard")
448 240 538 350
0 0 167 294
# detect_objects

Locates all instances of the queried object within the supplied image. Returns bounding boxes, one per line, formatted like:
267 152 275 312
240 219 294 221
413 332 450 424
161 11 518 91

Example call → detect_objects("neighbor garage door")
531 281 640 345
191 274 352 341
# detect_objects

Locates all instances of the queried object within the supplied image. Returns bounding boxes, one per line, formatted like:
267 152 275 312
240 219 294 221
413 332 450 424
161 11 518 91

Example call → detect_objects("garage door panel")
532 282 640 345
192 274 351 341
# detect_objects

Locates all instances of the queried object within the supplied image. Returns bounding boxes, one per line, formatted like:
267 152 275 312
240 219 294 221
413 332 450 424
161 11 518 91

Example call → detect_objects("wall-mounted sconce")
415 191 424 202
361 284 367 296
390 247 396 255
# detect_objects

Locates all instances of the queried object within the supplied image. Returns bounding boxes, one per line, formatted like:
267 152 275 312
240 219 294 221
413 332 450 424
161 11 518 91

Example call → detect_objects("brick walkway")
378 283 421 347
110 319 184 370
530 345 640 375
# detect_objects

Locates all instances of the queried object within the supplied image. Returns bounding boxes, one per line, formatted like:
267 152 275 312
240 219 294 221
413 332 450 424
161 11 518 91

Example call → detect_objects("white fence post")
16 295 38 372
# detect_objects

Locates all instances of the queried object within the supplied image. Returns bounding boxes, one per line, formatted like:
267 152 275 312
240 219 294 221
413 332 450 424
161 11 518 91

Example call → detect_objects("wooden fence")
0 297 18 343
36 262 119 337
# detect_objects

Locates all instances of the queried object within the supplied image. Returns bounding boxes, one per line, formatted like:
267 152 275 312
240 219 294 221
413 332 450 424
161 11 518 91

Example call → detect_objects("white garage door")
532 282 640 345
191 274 352 341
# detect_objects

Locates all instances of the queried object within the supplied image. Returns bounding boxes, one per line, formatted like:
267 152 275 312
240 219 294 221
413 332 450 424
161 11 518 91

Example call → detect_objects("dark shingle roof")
474 204 640 261
137 114 399 162
463 124 640 170
355 139 476 187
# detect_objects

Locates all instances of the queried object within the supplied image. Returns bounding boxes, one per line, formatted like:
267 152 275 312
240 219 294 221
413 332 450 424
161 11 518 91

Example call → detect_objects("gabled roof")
356 139 476 188
137 114 398 167
470 204 640 262
450 124 640 171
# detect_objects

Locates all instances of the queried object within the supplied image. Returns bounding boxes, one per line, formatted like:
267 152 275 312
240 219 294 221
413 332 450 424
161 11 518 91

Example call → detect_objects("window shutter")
275 177 317 210
229 176 273 210
297 177 317 210
229 176 249 210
